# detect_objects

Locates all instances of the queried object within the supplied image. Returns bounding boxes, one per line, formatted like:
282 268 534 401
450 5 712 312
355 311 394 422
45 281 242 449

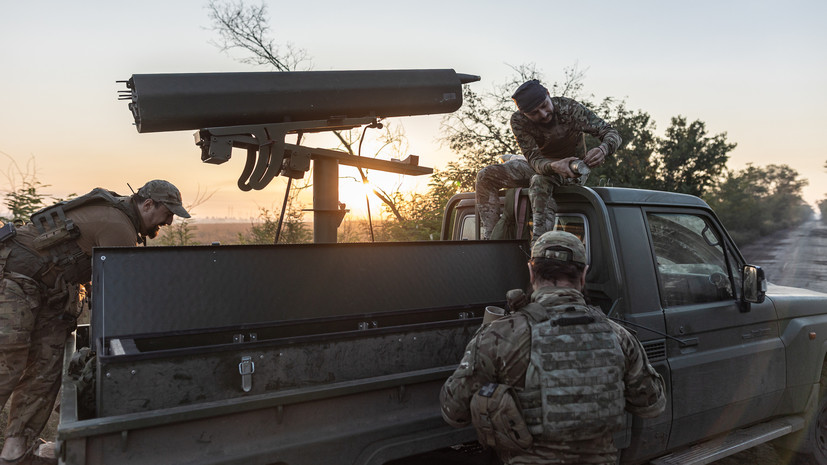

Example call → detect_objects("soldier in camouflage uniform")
476 80 622 241
0 180 189 463
440 231 665 465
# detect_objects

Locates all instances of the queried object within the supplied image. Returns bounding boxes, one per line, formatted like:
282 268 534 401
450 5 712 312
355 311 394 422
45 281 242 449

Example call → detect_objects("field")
177 220 378 244
183 221 254 245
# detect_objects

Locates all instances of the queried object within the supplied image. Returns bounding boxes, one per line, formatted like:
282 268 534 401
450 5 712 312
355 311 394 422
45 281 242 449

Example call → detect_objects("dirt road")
740 218 827 294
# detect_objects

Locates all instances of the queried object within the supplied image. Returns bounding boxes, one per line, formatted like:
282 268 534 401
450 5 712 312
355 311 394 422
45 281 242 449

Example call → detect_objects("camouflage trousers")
475 158 534 240
529 174 567 240
0 274 72 442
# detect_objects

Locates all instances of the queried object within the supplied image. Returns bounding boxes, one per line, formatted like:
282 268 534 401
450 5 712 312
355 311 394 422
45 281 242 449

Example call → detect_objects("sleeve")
439 317 531 427
440 330 487 427
613 322 667 418
564 98 622 156
510 112 554 176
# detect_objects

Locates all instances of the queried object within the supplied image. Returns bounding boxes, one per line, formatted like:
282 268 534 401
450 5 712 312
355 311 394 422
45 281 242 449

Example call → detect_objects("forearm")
596 129 622 156
528 152 554 176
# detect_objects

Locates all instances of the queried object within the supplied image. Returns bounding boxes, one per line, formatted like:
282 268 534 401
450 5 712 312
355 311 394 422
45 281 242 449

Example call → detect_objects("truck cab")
442 185 826 464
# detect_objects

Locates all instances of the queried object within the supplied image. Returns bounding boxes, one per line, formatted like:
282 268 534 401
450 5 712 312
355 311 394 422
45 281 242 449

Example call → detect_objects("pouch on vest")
470 383 533 452
47 275 85 320
0 223 17 244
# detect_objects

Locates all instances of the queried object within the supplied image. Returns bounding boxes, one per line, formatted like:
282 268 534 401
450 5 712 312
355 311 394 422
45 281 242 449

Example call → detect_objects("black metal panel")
97 323 475 416
91 240 529 342
125 69 476 133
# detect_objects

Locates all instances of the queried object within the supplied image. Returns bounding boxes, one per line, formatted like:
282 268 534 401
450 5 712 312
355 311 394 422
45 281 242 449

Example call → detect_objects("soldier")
0 180 190 463
476 80 622 241
440 230 665 464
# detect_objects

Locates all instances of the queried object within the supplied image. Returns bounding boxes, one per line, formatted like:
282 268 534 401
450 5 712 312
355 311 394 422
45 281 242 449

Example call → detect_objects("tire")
778 367 827 465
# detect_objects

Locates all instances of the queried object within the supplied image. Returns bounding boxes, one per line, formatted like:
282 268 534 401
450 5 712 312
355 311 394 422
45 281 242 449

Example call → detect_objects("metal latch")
239 356 255 392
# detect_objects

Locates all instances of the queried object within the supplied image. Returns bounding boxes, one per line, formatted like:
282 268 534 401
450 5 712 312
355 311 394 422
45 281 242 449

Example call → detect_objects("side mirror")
742 265 767 304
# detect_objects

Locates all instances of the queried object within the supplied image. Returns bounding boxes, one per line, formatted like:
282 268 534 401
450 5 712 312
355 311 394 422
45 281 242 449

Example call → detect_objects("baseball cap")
530 230 586 265
136 180 191 218
511 79 549 113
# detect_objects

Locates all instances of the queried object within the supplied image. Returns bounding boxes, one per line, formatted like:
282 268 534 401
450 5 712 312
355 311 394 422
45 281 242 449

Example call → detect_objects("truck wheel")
785 367 827 465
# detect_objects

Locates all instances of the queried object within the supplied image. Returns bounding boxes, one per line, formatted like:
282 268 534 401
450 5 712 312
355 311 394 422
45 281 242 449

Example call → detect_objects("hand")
584 146 606 167
549 157 579 178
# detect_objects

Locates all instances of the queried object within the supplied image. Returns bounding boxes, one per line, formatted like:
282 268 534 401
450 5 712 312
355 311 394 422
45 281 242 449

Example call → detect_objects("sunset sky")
1 0 825 221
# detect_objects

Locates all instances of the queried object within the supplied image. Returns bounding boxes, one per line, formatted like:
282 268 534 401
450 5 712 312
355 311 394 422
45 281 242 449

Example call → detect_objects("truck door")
644 210 785 449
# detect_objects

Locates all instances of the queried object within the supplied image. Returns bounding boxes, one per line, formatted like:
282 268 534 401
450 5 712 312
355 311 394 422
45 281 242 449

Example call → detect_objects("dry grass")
188 222 252 245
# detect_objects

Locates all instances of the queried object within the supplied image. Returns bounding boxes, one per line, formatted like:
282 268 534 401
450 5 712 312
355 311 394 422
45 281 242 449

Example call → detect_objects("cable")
274 132 303 244
356 124 378 242
274 176 292 245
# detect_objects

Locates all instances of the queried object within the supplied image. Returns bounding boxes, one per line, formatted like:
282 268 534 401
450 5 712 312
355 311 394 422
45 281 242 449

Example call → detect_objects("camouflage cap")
530 230 586 265
136 180 191 218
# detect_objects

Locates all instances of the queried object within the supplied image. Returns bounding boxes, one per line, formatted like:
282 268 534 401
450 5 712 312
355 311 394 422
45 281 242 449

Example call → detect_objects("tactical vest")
516 302 626 442
2 188 141 284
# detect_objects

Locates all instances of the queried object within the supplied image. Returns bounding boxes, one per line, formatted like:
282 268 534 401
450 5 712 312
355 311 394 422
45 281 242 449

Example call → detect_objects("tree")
2 179 49 224
584 98 658 188
338 217 372 243
650 116 735 197
705 164 811 246
207 0 309 71
1 153 74 224
375 189 446 241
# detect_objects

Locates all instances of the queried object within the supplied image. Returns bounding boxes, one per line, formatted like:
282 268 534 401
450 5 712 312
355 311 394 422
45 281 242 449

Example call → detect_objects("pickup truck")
56 185 827 465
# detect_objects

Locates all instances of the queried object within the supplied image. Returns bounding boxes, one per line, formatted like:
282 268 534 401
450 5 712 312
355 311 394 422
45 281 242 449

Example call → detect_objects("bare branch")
206 0 310 71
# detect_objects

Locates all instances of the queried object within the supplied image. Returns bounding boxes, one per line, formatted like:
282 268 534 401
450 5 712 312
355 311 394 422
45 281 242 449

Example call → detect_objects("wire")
357 125 377 242
274 132 303 244
274 176 292 245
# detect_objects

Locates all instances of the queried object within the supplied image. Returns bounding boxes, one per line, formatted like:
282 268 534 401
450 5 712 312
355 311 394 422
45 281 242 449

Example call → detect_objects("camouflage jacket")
440 286 666 464
510 96 622 177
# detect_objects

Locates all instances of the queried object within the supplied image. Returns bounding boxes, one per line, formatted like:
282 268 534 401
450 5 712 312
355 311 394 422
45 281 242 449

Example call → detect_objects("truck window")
647 213 734 307
554 214 586 242
459 215 476 240
454 212 589 264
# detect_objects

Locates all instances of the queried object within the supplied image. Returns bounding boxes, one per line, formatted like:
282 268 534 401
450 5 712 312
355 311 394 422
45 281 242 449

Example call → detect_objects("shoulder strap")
520 302 549 323
514 188 529 240
30 188 142 242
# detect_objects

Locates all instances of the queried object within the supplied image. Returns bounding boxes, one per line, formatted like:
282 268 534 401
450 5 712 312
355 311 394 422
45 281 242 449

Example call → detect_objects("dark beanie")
512 79 548 112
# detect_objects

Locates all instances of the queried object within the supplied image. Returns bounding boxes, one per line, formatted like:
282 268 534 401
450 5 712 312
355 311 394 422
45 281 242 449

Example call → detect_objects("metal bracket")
194 117 376 191
239 356 255 393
